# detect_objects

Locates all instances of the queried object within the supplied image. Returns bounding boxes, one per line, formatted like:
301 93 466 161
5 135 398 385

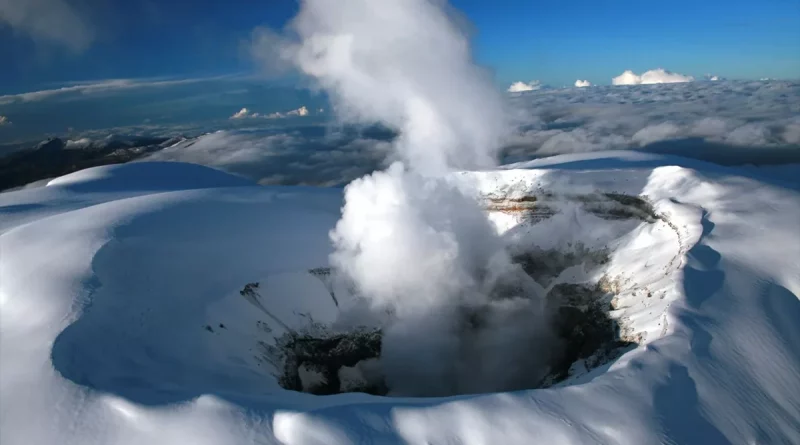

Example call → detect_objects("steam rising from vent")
267 0 553 396
278 0 508 175
330 163 504 316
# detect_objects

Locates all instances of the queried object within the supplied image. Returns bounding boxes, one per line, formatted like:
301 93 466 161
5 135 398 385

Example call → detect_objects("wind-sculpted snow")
1 155 799 444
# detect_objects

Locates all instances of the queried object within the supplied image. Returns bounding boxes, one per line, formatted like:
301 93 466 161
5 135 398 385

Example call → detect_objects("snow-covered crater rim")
240 183 687 397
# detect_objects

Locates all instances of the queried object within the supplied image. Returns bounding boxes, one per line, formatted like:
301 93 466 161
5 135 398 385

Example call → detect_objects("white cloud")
631 122 681 146
265 106 310 119
0 116 9 126
230 108 254 119
535 127 627 154
230 106 310 120
144 129 393 187
784 119 800 145
287 106 309 117
58 80 797 190
0 0 94 52
0 76 227 105
508 80 542 93
726 123 770 146
64 138 91 149
574 80 592 88
612 68 694 86
689 117 729 138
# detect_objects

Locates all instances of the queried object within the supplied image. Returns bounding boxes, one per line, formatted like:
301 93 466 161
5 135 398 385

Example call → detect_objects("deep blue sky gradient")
463 0 800 85
2 0 799 93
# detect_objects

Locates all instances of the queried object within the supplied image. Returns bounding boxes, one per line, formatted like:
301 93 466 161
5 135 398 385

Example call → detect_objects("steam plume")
270 0 554 396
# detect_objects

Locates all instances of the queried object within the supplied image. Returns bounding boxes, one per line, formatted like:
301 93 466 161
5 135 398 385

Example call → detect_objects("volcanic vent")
227 184 681 397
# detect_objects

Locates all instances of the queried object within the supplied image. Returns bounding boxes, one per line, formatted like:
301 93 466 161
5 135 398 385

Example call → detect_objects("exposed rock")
0 136 173 192
35 138 66 153
274 328 385 395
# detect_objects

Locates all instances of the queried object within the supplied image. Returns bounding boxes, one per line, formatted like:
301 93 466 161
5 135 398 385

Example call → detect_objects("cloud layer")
144 126 394 187
135 80 800 189
612 68 694 85
505 80 800 165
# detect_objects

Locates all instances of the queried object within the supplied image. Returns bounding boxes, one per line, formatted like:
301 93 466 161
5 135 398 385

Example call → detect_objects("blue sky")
1 0 799 144
464 0 800 86
2 0 799 92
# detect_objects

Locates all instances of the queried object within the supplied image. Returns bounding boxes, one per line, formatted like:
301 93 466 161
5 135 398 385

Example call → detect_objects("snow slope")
1 155 799 444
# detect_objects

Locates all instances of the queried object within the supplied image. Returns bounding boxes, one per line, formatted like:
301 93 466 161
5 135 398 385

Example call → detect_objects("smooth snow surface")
1 156 799 444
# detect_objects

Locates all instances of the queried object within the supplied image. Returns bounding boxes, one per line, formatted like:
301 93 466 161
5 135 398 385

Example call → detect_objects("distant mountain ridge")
0 135 183 192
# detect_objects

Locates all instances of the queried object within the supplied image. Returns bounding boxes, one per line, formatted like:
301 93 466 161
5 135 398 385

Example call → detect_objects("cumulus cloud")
229 106 310 120
574 79 592 88
287 106 309 117
230 108 253 119
508 80 542 93
0 116 9 126
0 0 94 52
265 106 310 119
612 68 694 86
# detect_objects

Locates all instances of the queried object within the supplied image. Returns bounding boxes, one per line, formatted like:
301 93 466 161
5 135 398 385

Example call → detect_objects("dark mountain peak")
36 138 66 152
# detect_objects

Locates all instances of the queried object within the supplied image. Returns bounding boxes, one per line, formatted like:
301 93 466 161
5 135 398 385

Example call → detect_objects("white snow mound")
1 156 799 444
47 161 254 191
